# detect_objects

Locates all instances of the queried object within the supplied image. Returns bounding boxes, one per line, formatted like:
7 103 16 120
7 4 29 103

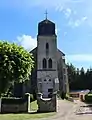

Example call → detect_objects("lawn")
0 112 55 120
0 101 55 120
30 100 38 111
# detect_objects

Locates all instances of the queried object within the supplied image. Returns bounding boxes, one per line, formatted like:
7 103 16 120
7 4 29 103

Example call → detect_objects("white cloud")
66 54 92 71
64 8 72 18
68 16 88 28
55 6 63 12
82 16 87 21
1 0 91 27
16 35 37 51
68 19 80 27
0 34 37 51
44 0 90 28
55 28 58 35
66 54 92 62
55 27 60 35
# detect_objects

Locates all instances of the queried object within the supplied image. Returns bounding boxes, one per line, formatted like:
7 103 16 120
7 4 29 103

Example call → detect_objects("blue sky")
0 0 92 70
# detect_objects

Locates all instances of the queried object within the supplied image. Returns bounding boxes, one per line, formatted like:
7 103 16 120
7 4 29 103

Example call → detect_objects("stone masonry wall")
37 92 57 112
1 94 30 113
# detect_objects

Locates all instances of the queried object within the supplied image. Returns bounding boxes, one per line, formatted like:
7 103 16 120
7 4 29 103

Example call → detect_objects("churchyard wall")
0 93 30 113
37 92 57 112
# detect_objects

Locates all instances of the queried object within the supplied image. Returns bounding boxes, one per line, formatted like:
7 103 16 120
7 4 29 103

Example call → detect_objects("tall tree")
0 41 34 96
67 63 76 83
67 63 92 90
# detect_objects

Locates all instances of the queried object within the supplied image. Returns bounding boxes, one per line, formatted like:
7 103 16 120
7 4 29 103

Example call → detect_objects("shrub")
85 94 92 103
0 41 34 96
61 92 66 99
65 94 70 99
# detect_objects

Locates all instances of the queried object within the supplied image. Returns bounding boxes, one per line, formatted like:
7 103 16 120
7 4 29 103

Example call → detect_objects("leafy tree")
86 68 92 90
0 41 34 96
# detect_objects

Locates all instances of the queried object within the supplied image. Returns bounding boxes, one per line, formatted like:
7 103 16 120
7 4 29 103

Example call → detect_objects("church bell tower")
37 15 59 98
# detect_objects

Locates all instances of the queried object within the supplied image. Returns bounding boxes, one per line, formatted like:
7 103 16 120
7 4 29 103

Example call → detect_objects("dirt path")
41 100 92 120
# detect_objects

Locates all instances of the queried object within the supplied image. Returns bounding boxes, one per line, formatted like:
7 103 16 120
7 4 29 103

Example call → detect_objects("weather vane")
45 10 48 19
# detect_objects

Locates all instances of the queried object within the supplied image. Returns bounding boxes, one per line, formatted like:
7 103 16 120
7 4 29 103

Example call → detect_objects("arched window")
48 58 52 68
46 43 49 55
46 43 49 49
43 58 47 68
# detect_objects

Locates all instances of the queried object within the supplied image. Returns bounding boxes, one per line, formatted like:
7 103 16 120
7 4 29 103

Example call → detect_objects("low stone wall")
0 99 1 113
1 102 27 113
67 97 74 102
1 93 30 113
37 92 57 112
70 93 79 98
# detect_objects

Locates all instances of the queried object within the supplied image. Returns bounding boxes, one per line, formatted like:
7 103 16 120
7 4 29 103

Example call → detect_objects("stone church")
29 17 69 98
14 16 69 98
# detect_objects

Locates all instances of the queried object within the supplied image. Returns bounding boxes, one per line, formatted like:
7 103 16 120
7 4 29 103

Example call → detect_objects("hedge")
85 94 92 103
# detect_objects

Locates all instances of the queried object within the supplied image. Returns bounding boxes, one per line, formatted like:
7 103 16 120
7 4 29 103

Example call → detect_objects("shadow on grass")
1 111 55 115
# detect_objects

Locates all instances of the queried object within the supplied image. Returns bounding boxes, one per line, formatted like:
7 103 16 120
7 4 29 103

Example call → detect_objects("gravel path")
41 100 92 120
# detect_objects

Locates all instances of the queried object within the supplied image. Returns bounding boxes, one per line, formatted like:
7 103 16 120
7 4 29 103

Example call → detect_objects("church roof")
58 49 65 56
30 47 65 59
38 19 55 36
29 47 37 55
39 19 55 25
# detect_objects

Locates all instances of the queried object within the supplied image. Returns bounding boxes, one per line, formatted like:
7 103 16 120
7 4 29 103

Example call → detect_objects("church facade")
30 18 69 98
13 17 69 98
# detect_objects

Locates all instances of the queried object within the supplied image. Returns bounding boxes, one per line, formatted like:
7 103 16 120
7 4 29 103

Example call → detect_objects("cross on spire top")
45 10 48 20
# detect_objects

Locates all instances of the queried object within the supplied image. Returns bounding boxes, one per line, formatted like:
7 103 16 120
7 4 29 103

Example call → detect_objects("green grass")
0 101 55 120
88 94 92 96
0 112 55 120
30 100 38 111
